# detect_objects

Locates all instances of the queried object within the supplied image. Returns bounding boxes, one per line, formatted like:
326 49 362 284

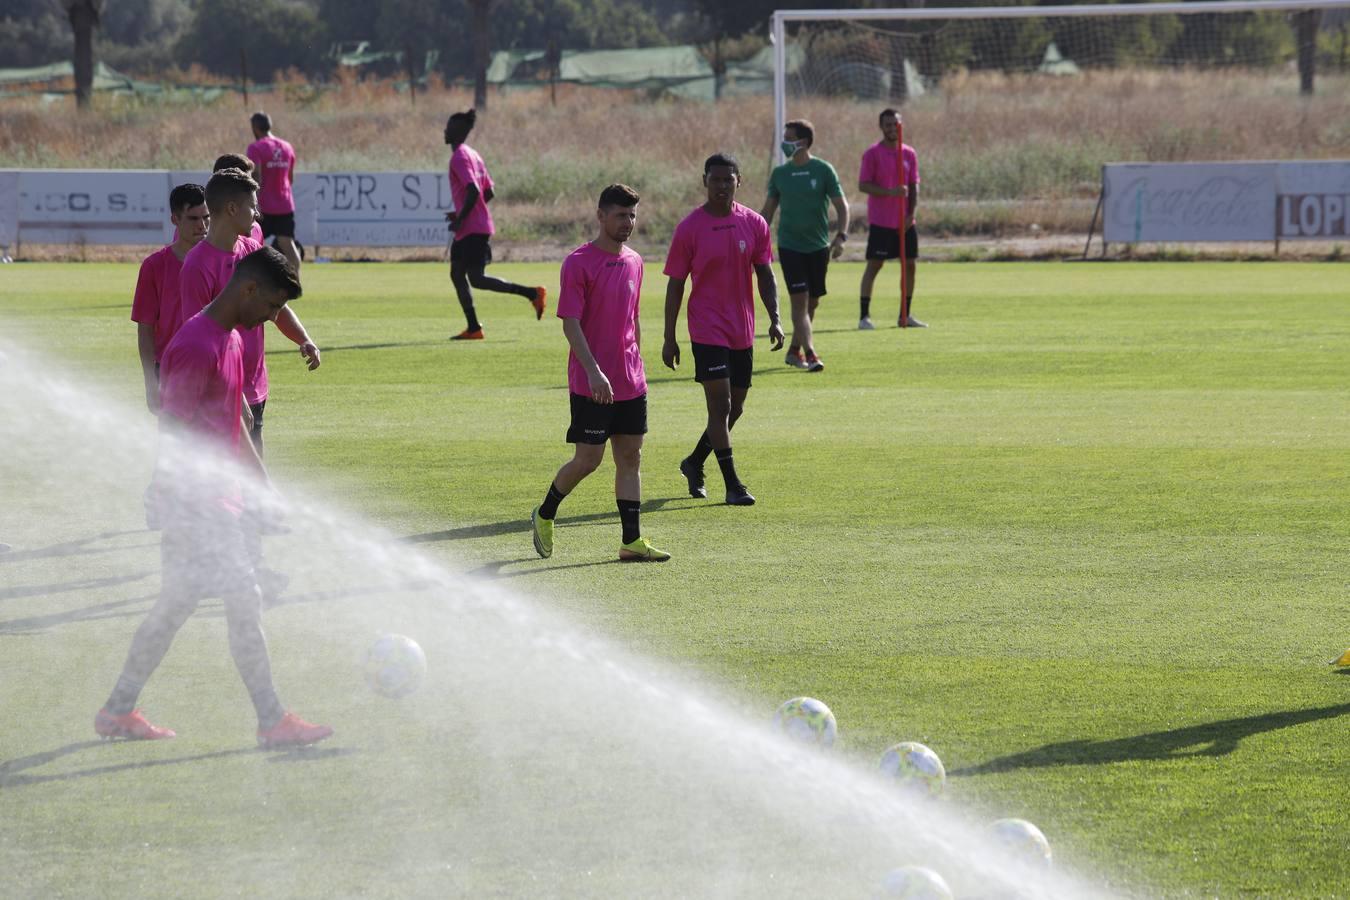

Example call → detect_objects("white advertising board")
17 170 170 244
0 170 18 247
310 172 453 247
1274 161 1350 239
1103 163 1275 243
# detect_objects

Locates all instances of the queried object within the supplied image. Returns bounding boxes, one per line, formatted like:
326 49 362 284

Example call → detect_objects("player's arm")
136 325 158 413
859 180 904 199
905 183 919 230
662 277 685 370
273 307 320 370
830 192 851 260
561 317 613 404
753 263 784 350
450 184 480 229
759 195 779 227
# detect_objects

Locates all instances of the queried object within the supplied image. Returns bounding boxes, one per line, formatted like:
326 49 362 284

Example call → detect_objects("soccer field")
1 260 1347 897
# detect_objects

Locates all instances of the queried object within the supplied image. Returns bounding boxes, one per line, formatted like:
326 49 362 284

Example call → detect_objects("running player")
442 108 547 339
132 183 208 415
246 113 301 272
180 169 320 457
213 153 264 244
664 153 783 507
96 247 332 749
760 118 849 372
530 184 669 563
858 108 924 329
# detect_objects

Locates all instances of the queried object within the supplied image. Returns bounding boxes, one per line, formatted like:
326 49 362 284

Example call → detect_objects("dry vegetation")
4 67 1350 250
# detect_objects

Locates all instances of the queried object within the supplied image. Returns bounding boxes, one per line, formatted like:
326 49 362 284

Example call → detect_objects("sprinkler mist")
0 337 1118 899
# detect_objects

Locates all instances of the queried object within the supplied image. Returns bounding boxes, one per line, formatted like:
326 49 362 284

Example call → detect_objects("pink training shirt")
131 244 186 364
448 143 495 241
158 312 246 514
556 242 646 402
179 236 268 405
249 221 264 243
859 141 920 230
246 135 296 215
663 202 772 351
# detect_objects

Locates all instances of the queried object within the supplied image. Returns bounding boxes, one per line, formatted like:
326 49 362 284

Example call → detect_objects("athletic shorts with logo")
777 246 829 298
866 225 919 260
450 233 493 268
691 342 753 388
567 393 648 444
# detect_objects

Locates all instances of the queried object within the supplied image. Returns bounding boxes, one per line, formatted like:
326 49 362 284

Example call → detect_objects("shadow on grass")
466 557 629 580
0 572 151 603
314 341 448 354
401 496 695 545
0 740 355 788
0 531 152 564
952 702 1350 777
0 593 157 635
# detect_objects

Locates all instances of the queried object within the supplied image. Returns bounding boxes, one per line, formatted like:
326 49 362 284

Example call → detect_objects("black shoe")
725 484 756 506
679 456 707 499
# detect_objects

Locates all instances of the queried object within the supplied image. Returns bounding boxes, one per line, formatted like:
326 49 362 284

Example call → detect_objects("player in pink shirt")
246 112 301 272
859 108 924 329
530 184 669 563
663 152 783 507
213 153 264 244
131 183 209 414
181 168 321 457
443 108 547 340
97 247 332 749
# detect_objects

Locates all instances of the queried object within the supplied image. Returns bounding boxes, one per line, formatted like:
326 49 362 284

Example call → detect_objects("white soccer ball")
990 818 1052 868
772 696 837 748
878 866 954 899
364 633 427 698
878 741 946 796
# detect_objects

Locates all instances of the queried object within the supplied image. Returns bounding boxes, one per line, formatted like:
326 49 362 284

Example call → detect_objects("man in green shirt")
760 119 850 373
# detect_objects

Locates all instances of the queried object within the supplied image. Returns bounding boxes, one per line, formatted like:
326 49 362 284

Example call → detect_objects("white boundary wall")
0 169 454 250
1103 161 1350 243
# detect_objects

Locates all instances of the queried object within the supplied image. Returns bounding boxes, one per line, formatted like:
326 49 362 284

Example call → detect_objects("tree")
470 0 491 108
175 0 326 80
65 0 104 109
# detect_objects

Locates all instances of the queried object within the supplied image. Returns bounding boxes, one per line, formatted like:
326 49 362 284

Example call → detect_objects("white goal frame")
770 0 1350 161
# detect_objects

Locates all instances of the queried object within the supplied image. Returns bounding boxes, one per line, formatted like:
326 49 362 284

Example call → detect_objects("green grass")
1 260 1347 896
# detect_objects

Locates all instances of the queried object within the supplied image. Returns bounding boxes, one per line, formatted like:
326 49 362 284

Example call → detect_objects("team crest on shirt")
738 240 746 253
811 178 818 189
628 279 636 294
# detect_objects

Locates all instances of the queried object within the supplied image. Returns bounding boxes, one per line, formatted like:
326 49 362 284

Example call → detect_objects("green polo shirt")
767 157 843 254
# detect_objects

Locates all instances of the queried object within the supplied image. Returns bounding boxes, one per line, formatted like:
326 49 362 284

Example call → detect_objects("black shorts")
691 342 753 389
778 247 829 298
567 393 648 445
260 212 296 239
865 225 919 260
450 233 492 268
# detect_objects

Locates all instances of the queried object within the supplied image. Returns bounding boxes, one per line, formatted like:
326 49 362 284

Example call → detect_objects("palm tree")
469 0 490 109
65 0 104 109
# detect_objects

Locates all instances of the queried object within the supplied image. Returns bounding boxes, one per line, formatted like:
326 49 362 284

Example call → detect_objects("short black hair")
598 183 640 209
213 153 253 174
204 168 258 214
447 108 477 131
169 183 206 215
234 247 302 300
703 152 739 176
785 118 815 147
879 108 900 124
250 112 272 133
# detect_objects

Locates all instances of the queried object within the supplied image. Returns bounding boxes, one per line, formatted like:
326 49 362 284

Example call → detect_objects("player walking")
759 118 849 372
664 153 783 507
530 184 669 563
96 247 332 749
858 108 924 329
180 169 320 456
246 113 301 272
132 183 209 415
443 109 547 340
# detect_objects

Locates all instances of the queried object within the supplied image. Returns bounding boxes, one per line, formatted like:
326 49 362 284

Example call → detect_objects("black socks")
714 446 740 489
861 295 871 318
539 482 566 520
617 499 641 544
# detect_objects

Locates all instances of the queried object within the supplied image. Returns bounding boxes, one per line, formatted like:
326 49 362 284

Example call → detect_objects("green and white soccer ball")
772 696 837 748
879 741 946 796
878 866 954 899
990 818 1052 868
364 633 427 698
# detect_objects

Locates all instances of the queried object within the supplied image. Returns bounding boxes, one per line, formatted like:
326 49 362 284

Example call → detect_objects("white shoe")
858 317 875 330
899 315 928 328
785 350 809 369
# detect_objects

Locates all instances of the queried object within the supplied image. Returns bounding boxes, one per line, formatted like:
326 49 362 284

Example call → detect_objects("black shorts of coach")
778 246 830 298
450 233 493 268
567 393 648 445
260 212 296 240
691 342 753 389
865 224 919 261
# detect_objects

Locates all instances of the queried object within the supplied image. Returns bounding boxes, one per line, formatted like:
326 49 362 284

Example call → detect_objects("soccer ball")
364 633 427 698
878 866 954 899
989 818 1052 868
772 696 837 747
878 741 946 796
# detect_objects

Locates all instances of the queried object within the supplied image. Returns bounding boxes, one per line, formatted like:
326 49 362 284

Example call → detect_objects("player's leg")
532 396 609 558
902 225 925 327
786 290 811 368
859 258 885 329
273 235 301 273
803 249 828 371
612 432 669 561
449 256 483 337
461 236 547 319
